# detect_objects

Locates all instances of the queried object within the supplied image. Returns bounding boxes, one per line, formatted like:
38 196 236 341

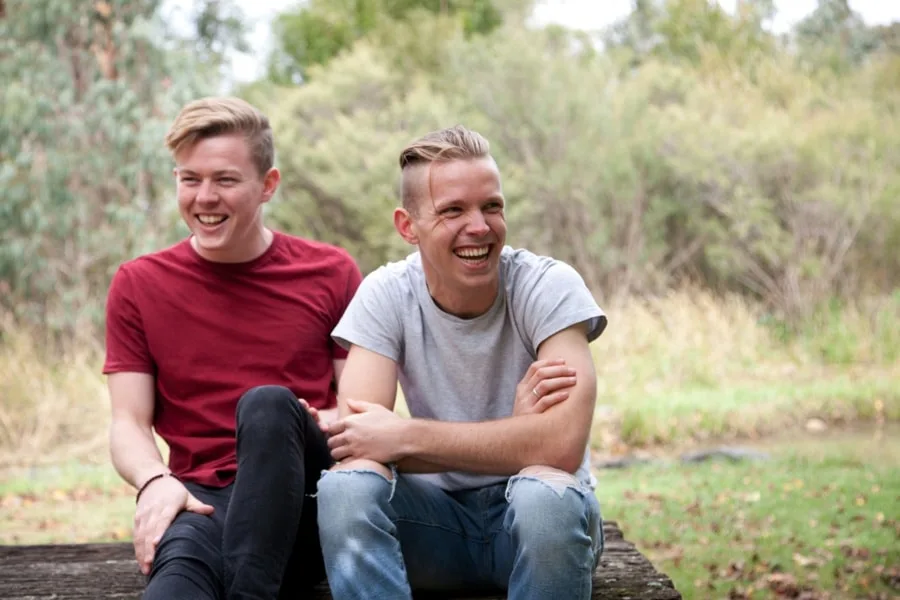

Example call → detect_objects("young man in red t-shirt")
103 96 362 599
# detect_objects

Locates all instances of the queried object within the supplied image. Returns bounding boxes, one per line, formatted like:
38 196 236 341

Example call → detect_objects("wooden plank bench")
0 521 681 599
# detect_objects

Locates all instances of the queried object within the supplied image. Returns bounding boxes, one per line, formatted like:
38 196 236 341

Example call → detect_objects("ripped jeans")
316 465 603 600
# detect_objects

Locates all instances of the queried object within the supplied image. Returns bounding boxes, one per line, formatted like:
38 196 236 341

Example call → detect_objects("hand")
326 399 406 464
514 358 577 416
298 398 322 430
299 398 339 432
132 475 214 575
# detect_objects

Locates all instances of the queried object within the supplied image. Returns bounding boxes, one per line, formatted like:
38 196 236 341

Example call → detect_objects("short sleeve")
514 260 607 351
102 265 154 375
331 267 403 362
330 252 364 360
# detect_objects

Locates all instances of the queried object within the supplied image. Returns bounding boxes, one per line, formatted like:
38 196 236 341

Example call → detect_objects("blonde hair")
165 96 274 176
399 125 491 212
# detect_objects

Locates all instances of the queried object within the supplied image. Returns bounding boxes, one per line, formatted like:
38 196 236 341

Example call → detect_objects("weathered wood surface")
0 521 680 599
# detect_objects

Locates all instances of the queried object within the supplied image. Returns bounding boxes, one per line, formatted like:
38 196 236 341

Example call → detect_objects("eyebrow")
434 195 504 209
175 168 242 177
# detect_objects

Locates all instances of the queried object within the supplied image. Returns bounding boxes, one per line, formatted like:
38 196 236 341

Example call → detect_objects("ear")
260 167 281 203
393 208 418 245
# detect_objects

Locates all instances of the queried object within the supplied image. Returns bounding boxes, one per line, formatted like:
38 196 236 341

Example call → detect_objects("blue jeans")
316 465 603 600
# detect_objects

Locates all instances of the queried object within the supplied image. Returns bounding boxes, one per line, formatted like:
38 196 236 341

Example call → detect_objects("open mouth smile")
196 215 228 226
453 245 491 264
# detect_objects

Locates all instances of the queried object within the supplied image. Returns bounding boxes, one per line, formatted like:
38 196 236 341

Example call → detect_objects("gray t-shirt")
332 246 607 491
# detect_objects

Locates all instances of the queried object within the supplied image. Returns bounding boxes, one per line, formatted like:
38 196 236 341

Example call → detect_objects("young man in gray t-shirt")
316 125 608 600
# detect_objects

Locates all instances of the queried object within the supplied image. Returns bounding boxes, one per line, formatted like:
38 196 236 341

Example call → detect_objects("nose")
466 211 490 236
196 179 217 203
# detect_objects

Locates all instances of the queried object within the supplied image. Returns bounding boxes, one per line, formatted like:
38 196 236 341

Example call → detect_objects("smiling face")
394 156 507 317
174 133 280 263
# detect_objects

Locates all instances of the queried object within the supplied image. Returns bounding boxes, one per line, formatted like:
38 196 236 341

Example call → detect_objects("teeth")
455 246 489 259
198 215 226 225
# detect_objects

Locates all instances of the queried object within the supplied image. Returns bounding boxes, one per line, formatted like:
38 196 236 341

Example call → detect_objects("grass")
0 315 109 468
2 289 898 467
0 463 134 544
589 288 900 450
1 429 897 600
598 433 900 599
0 289 898 597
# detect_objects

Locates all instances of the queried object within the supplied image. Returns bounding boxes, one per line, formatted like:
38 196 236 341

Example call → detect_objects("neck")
425 272 499 319
192 226 274 264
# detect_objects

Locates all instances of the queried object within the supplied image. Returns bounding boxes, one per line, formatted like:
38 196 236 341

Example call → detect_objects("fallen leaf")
767 572 800 596
793 552 824 568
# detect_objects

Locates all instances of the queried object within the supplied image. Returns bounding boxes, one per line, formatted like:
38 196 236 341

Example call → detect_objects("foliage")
266 0 528 84
0 0 243 338
258 11 899 318
251 43 472 272
2 0 898 337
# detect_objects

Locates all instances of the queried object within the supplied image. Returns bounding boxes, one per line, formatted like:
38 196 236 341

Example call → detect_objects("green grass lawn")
1 430 897 600
597 433 900 599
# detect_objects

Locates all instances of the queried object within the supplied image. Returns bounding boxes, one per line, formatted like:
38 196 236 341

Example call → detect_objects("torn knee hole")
517 465 577 486
328 460 393 481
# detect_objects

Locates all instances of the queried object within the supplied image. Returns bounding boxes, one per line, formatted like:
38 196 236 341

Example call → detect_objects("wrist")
135 471 178 504
399 419 424 459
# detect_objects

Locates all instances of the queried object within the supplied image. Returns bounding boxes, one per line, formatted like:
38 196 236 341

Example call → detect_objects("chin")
192 233 229 251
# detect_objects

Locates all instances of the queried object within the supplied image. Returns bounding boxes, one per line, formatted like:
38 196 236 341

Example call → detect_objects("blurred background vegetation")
0 1 898 597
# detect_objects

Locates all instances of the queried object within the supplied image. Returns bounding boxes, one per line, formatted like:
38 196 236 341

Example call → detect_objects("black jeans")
143 385 334 600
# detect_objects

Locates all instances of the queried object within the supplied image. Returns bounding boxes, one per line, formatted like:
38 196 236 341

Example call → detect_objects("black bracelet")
136 472 177 504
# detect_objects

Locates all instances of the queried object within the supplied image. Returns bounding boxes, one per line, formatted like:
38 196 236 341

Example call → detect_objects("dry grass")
0 316 110 468
596 287 789 395
591 287 899 449
0 289 897 467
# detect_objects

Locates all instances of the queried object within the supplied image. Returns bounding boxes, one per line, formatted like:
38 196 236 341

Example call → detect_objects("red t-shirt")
103 231 362 487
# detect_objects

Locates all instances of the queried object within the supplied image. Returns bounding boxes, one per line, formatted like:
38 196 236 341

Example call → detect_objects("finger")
327 420 346 436
533 375 578 397
185 494 215 515
133 514 154 574
530 368 576 395
143 507 177 573
327 433 347 451
345 398 370 412
144 530 162 574
298 398 310 409
522 358 560 382
330 444 352 462
535 365 577 382
132 526 148 574
142 519 158 575
526 365 569 392
534 390 570 413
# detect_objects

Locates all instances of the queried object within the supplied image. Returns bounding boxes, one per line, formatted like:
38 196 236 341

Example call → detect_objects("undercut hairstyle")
165 96 275 176
399 125 491 213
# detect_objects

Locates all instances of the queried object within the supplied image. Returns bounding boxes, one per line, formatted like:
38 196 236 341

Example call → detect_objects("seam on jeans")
392 517 488 542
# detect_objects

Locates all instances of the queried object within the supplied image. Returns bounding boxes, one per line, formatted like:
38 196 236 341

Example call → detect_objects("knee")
506 466 589 538
152 516 222 579
331 458 392 479
235 385 299 433
316 461 394 529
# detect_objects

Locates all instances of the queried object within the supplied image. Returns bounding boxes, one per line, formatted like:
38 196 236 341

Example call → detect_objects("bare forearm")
109 420 168 489
395 456 449 473
399 414 587 475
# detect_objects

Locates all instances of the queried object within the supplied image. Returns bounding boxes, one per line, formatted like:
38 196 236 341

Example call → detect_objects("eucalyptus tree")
0 0 245 339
